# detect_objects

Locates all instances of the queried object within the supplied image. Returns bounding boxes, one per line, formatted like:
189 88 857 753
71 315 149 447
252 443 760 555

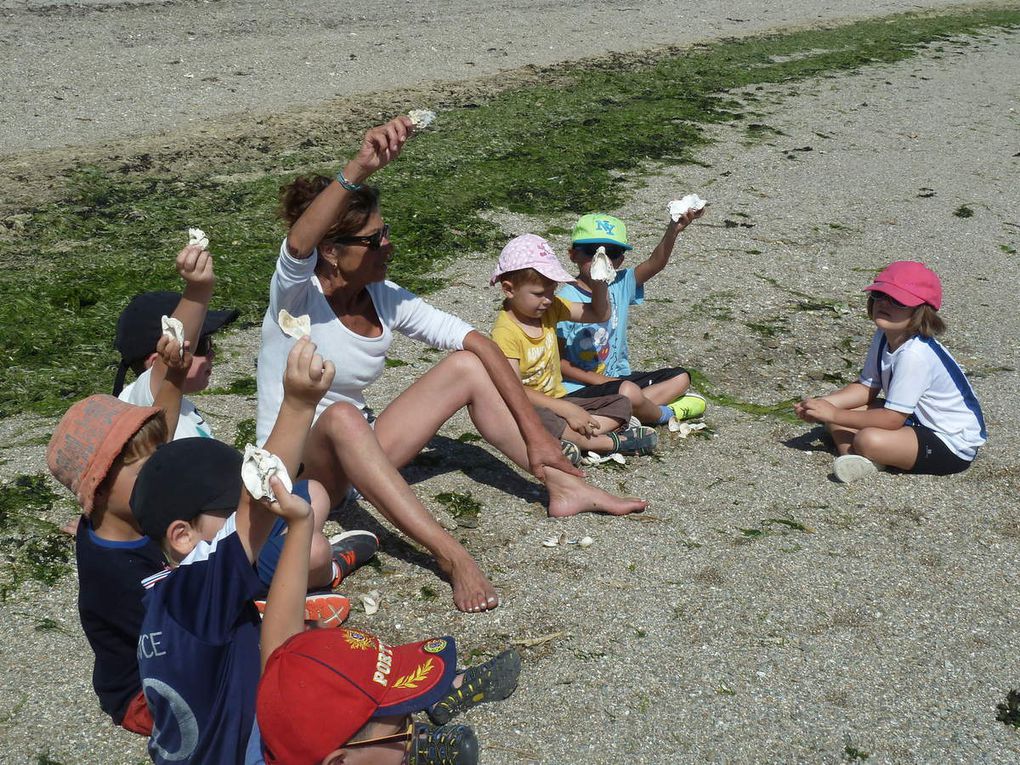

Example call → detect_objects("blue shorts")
255 480 312 591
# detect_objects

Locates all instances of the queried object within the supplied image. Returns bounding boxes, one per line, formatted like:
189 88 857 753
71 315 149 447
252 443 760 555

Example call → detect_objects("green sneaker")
668 392 707 421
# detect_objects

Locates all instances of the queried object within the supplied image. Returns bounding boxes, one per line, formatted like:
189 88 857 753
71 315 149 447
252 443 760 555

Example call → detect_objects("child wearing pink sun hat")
796 261 986 483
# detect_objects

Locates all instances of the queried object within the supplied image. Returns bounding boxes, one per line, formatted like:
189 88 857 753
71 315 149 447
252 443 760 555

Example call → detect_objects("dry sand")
1 3 1019 764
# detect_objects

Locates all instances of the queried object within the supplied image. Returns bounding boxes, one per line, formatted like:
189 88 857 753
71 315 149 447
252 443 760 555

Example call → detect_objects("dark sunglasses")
194 335 214 356
871 291 907 308
332 224 390 250
575 242 627 259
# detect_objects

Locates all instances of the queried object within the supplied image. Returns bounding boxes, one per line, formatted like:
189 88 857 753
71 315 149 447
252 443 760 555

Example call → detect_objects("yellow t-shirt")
491 297 572 398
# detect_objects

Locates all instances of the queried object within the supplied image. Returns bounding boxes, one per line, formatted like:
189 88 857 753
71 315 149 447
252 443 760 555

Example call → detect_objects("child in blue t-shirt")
557 211 707 425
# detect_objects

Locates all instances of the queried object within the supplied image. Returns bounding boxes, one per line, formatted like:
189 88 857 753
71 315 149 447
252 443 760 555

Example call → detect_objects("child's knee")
309 532 332 572
618 381 643 404
852 427 887 456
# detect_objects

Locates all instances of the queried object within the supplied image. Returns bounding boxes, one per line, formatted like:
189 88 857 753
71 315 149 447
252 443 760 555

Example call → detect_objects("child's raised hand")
155 332 193 375
261 476 313 522
176 244 216 292
282 337 335 408
671 205 706 231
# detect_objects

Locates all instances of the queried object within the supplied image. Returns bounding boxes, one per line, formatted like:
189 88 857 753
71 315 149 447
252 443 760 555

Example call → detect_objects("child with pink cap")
491 234 658 460
795 261 986 482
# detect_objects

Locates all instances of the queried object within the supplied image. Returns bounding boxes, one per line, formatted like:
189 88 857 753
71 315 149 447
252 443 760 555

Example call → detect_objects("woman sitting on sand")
255 116 645 613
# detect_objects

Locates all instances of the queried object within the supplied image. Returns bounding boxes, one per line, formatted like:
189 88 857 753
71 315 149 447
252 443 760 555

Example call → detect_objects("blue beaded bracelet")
336 169 363 192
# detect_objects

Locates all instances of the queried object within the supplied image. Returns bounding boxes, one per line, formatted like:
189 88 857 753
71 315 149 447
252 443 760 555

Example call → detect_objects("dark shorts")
256 480 313 589
568 367 688 399
909 423 972 475
536 394 632 439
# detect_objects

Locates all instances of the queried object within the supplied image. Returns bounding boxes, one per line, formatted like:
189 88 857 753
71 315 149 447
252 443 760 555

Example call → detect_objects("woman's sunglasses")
332 224 390 251
575 242 627 259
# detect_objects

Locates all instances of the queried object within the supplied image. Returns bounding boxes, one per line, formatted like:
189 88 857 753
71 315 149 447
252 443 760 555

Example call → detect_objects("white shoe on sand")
833 454 882 483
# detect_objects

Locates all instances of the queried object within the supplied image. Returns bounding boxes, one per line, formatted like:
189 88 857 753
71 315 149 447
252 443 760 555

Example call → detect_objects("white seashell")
668 419 707 437
609 453 626 464
187 227 209 249
589 246 616 284
558 531 568 546
578 536 594 548
160 315 185 358
542 535 560 547
241 444 293 501
361 590 381 615
278 309 311 339
408 109 436 130
667 194 707 222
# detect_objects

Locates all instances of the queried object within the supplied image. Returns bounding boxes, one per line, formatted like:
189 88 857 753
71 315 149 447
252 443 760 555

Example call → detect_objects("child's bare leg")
304 402 499 614
373 351 645 517
306 480 335 589
560 426 617 453
641 372 691 406
851 426 919 470
825 401 883 456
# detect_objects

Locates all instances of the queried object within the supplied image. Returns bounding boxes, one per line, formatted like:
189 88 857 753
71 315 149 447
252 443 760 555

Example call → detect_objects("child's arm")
569 283 610 324
235 338 335 563
559 352 617 387
287 117 412 258
800 395 907 431
502 356 600 437
146 245 216 399
634 207 705 287
151 333 193 440
258 476 314 672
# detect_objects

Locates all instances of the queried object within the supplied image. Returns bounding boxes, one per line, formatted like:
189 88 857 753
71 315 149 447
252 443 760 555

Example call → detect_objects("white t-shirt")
255 240 473 445
118 367 213 440
859 330 986 460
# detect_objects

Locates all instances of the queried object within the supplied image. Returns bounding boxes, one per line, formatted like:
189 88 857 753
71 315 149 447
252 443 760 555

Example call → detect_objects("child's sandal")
428 649 522 725
407 721 478 765
610 425 658 456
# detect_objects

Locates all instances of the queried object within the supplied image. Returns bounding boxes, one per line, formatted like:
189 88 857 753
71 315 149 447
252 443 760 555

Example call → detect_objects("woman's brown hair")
867 296 946 337
278 175 381 241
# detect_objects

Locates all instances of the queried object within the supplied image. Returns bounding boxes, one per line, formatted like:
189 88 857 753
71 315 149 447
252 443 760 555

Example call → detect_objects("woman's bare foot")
437 552 500 613
545 470 648 518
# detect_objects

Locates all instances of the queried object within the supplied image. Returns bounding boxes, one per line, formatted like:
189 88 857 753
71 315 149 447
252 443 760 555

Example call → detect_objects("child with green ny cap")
556 209 707 426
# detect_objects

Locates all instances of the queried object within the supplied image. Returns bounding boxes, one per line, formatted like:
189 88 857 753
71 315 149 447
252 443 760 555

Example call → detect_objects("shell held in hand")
161 315 185 359
187 227 209 249
667 194 707 222
408 109 436 130
241 444 293 502
589 246 616 284
278 309 311 340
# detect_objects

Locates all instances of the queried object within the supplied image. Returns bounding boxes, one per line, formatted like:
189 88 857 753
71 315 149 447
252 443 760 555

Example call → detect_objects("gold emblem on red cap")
343 629 374 651
392 658 435 689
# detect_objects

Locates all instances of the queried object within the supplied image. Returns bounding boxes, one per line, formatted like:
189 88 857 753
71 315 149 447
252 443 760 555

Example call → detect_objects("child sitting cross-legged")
248 470 522 765
490 234 657 462
557 211 707 426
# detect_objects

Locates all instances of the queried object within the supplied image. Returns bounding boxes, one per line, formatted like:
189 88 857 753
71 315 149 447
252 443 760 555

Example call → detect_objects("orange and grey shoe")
428 649 522 725
329 530 380 588
254 592 351 628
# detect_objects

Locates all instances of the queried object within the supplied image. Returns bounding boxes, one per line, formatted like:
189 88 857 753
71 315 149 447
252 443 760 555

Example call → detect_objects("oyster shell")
668 419 707 437
160 315 185 359
187 227 209 249
577 536 594 549
581 451 626 466
667 194 707 222
278 309 311 339
589 245 616 284
408 109 436 130
360 590 381 615
241 444 294 502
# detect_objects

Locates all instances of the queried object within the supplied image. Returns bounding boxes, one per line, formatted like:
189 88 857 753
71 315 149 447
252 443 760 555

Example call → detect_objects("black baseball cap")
113 291 240 395
131 438 244 541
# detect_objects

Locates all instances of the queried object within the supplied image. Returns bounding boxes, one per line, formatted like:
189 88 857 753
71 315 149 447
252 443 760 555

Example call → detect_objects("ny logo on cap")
595 220 616 235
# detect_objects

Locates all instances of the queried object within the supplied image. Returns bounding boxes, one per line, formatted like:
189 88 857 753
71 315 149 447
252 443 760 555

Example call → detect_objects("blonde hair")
867 296 946 338
119 415 168 465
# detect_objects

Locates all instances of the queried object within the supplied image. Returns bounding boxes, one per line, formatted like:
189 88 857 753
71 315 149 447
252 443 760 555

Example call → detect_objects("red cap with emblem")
257 628 457 764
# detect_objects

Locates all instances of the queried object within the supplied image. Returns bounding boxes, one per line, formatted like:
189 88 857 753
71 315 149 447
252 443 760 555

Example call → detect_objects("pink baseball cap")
490 234 573 285
863 261 942 310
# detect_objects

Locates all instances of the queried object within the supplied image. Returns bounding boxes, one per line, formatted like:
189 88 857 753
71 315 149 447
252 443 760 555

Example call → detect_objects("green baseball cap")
571 213 632 250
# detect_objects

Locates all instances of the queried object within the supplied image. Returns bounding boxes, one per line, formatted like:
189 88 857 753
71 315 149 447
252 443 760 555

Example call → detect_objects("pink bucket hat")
863 261 942 310
47 395 161 515
490 234 573 285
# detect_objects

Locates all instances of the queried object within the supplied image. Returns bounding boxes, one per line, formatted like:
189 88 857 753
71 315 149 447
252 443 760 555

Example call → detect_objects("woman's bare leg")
303 401 499 613
374 352 646 517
